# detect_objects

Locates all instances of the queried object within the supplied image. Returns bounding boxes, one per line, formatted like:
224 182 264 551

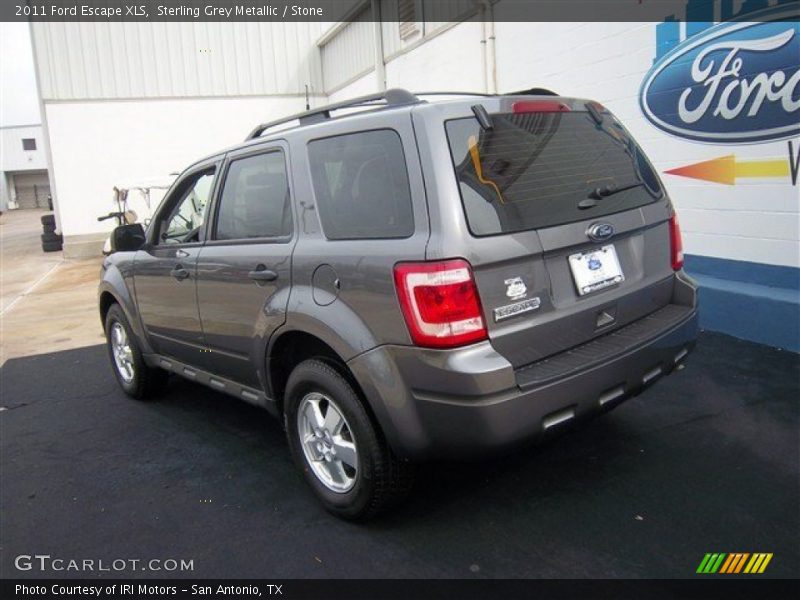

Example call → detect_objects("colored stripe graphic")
719 554 736 573
665 155 790 185
698 553 773 574
744 553 774 574
697 553 727 573
710 553 726 573
734 553 750 573
721 553 749 573
697 553 714 573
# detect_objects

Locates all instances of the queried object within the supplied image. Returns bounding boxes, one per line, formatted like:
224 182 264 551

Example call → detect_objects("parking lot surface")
1 332 797 578
0 209 104 366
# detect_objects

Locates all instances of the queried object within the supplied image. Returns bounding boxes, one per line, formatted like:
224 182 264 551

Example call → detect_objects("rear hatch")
442 99 676 369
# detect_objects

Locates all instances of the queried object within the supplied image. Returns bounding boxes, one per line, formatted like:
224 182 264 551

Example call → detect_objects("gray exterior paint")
100 93 699 459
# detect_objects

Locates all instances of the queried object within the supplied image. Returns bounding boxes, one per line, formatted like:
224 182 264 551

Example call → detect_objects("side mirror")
110 224 146 252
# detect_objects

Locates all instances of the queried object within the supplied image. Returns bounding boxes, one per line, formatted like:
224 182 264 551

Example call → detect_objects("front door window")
160 170 215 244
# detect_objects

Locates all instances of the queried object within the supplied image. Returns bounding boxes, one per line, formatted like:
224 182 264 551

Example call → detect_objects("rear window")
308 129 414 240
215 151 292 240
445 111 663 236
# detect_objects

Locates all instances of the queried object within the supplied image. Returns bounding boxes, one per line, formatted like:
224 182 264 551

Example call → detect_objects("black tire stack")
41 214 63 252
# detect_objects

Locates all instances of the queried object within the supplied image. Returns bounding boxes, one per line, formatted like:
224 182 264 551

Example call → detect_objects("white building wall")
29 17 800 271
493 21 798 269
330 18 799 270
29 21 326 251
0 125 47 172
384 20 484 92
327 69 380 103
0 125 48 210
44 96 310 239
328 20 484 103
320 10 376 93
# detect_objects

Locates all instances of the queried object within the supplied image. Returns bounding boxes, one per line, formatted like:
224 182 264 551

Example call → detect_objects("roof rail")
506 87 559 96
246 88 420 141
413 91 495 98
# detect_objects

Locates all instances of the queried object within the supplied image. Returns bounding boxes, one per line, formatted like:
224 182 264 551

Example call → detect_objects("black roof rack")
245 88 420 141
506 87 559 96
414 91 494 98
415 90 559 98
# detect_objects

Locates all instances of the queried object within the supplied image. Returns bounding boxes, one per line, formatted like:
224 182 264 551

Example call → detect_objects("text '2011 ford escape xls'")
99 89 698 520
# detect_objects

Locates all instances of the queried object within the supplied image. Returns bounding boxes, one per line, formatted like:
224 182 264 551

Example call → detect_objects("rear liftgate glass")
442 102 672 366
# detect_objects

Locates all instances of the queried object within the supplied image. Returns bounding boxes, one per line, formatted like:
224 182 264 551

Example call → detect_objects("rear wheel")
105 303 168 399
284 359 414 520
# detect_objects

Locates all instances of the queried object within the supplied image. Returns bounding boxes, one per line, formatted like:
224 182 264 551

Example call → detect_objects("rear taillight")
393 259 488 349
512 100 570 113
669 213 684 271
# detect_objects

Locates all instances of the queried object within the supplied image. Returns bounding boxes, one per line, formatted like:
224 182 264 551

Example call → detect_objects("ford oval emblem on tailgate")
587 222 615 242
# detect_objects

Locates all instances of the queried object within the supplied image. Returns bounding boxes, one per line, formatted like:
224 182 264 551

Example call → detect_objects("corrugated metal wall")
31 22 325 100
320 5 375 93
319 0 476 93
421 0 477 37
379 1 408 59
381 0 477 60
31 5 479 100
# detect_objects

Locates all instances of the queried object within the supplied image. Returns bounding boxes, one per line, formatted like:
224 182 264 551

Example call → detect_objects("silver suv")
99 89 698 520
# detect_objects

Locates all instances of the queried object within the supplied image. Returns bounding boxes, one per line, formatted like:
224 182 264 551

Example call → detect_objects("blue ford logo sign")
640 13 800 144
587 223 614 242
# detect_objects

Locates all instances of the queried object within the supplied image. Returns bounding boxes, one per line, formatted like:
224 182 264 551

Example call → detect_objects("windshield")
445 110 663 236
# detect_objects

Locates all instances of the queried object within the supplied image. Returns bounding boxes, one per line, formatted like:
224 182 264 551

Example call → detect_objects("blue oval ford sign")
640 13 800 144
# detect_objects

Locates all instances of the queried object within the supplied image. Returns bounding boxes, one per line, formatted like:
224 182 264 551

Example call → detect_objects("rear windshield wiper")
578 180 645 209
590 180 645 199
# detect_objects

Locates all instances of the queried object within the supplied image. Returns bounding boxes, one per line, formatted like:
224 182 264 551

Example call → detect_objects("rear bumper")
348 273 699 460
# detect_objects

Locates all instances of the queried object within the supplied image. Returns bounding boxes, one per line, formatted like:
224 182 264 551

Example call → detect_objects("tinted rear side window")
445 111 663 236
215 151 292 240
308 129 414 240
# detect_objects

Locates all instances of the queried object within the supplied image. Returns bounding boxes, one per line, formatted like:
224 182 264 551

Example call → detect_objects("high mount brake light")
393 259 488 349
512 101 571 113
669 213 684 271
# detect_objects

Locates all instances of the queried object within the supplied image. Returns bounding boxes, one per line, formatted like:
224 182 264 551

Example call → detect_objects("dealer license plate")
568 244 625 296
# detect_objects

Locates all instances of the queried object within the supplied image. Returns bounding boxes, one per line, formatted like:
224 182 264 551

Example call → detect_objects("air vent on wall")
398 0 419 40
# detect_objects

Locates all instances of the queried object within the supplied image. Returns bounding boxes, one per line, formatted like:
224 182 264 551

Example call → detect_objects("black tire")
42 222 57 233
104 303 168 399
284 359 415 521
41 240 62 252
40 214 56 227
41 232 62 243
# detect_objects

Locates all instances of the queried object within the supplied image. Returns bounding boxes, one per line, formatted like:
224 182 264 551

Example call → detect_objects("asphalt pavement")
1 332 798 578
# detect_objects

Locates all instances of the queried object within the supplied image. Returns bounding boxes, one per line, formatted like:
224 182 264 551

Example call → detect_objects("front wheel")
105 303 168 399
284 359 414 520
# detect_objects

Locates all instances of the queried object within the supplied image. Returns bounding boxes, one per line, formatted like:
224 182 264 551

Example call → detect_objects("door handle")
176 249 190 258
248 266 278 282
171 265 190 281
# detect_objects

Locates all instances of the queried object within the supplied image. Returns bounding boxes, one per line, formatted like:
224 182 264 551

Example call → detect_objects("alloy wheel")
110 322 135 383
297 391 359 493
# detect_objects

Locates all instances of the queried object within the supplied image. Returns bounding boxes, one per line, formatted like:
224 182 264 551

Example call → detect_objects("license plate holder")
568 244 625 296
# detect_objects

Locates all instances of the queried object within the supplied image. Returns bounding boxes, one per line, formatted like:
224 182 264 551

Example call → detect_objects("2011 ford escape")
99 89 698 520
